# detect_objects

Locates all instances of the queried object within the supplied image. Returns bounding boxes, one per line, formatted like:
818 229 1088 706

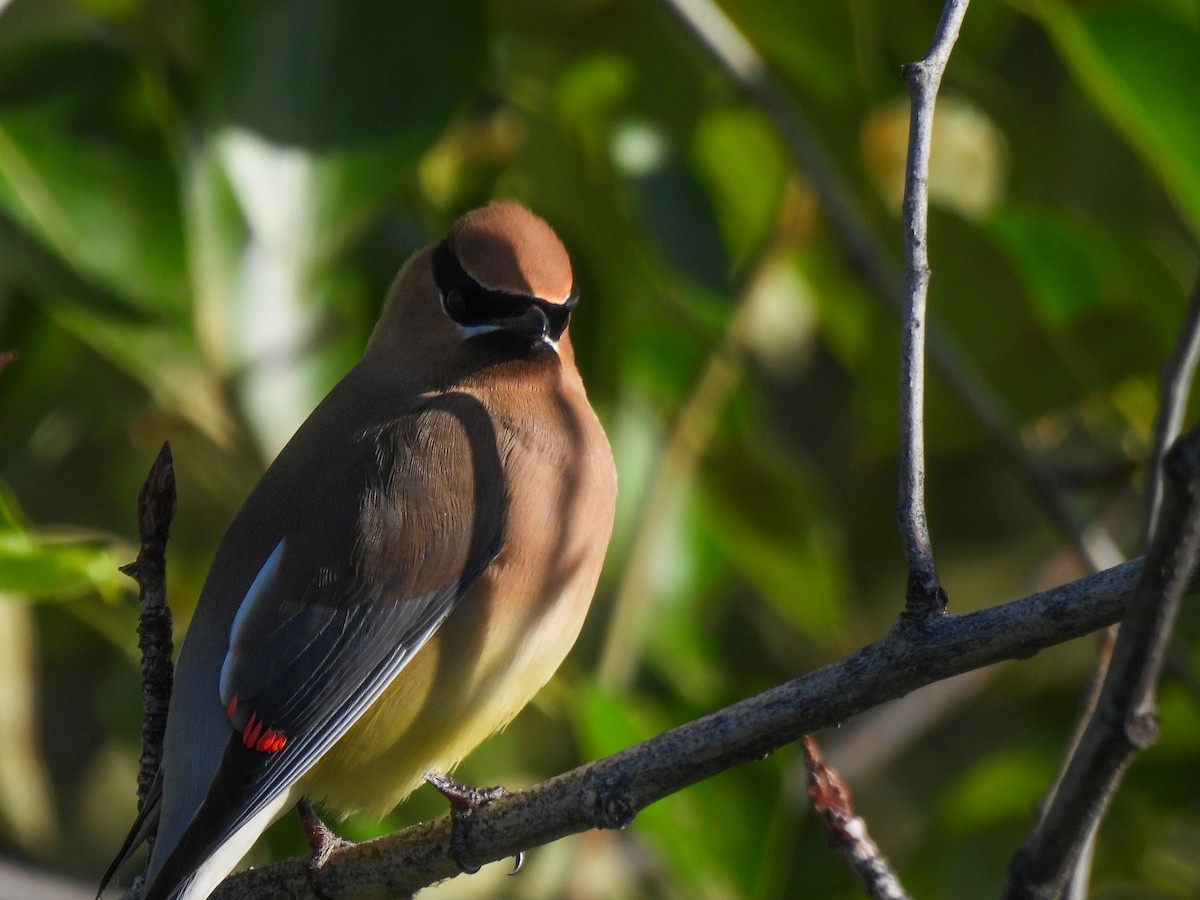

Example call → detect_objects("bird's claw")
298 798 355 900
425 773 523 876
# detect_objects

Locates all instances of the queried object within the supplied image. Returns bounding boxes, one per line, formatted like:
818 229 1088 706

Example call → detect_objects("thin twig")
803 737 910 900
658 0 1122 576
896 0 970 617
1033 273 1200 898
118 442 177 816
1143 274 1200 545
210 553 1165 899
1005 426 1200 900
1046 624 1115 900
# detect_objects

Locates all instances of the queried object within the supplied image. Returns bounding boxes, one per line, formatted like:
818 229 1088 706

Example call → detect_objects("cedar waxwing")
100 202 617 900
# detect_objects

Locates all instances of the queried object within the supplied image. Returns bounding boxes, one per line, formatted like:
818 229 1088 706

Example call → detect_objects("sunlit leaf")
736 251 817 377
556 54 636 170
1019 0 1200 241
48 303 234 445
990 208 1119 326
0 99 186 314
862 95 1008 220
0 533 124 600
692 106 787 265
0 489 125 601
645 505 733 707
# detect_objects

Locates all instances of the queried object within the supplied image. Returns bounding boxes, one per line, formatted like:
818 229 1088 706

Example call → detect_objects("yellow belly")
300 559 595 819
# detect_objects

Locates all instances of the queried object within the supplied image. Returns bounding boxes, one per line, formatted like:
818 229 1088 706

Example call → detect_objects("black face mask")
432 239 577 341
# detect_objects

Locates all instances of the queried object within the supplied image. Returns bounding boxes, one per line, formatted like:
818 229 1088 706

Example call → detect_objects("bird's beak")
490 301 572 344
506 305 551 342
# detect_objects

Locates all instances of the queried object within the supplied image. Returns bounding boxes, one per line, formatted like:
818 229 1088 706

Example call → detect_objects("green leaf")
692 106 787 266
990 205 1185 364
617 128 732 294
0 38 127 109
1153 684 1200 760
0 488 125 601
990 208 1118 326
0 487 21 532
645 508 733 708
0 533 124 600
197 0 486 153
47 302 234 445
1020 1 1200 241
0 31 187 313
700 441 848 640
802 240 875 369
942 749 1057 829
0 112 187 315
555 54 636 169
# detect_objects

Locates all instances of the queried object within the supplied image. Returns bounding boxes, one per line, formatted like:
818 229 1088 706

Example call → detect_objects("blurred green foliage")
0 0 1197 897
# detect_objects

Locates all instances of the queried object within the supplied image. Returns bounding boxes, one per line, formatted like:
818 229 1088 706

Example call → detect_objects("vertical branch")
1004 425 1200 899
1031 273 1200 898
118 442 177 815
660 0 1119 576
896 0 970 617
1143 275 1200 545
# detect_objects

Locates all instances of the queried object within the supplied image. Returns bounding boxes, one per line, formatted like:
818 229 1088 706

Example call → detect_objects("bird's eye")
443 290 467 321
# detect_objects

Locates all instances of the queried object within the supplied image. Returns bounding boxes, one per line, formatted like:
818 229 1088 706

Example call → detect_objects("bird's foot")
298 798 355 899
425 773 524 876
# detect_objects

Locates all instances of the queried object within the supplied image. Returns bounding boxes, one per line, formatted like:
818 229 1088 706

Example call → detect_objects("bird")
99 201 618 900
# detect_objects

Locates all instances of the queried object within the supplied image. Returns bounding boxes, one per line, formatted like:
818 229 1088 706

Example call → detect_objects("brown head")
365 202 579 379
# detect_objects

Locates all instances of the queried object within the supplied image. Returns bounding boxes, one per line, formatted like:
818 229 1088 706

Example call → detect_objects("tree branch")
897 0 970 617
208 553 1170 899
658 0 1122 576
118 441 177 817
1012 272 1200 900
1005 426 1200 899
1143 274 1200 545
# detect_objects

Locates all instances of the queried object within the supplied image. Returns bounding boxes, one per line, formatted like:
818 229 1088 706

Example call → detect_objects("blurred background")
1 0 1198 897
